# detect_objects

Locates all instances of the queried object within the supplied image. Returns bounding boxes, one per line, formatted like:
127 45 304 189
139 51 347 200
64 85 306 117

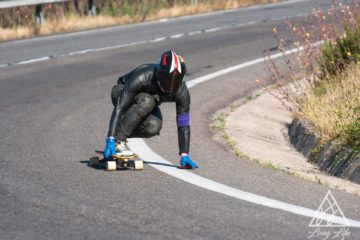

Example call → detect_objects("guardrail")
0 0 70 9
0 0 96 24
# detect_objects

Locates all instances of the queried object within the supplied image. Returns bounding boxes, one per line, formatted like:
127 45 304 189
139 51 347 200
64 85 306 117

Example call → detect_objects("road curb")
220 89 360 195
289 118 360 184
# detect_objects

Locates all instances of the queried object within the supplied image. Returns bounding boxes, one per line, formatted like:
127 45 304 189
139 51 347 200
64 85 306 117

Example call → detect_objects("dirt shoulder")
219 89 360 196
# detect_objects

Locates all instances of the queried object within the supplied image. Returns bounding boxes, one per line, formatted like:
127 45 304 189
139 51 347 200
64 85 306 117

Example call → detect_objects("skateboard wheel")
106 161 117 171
134 160 144 171
89 156 99 167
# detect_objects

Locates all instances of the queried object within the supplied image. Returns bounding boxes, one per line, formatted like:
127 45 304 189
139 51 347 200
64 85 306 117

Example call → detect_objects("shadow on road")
143 161 178 168
79 160 131 171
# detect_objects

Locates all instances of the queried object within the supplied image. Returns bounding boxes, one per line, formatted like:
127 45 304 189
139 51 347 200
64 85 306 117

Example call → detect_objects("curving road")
0 0 359 239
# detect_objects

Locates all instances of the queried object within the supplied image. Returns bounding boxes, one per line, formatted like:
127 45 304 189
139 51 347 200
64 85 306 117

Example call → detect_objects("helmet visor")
158 70 183 93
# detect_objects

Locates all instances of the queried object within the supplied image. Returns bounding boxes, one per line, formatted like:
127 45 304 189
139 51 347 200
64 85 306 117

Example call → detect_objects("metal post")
35 4 44 25
88 0 96 16
73 0 81 15
63 1 70 14
190 0 198 6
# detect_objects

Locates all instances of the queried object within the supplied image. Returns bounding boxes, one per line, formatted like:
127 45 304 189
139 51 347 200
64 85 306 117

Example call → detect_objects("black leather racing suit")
108 64 191 154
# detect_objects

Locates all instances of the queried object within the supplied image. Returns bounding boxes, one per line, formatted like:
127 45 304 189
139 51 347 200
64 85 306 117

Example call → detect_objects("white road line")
0 20 258 68
188 30 202 36
186 48 298 88
1 5 322 69
16 56 51 65
128 47 360 227
0 0 327 69
204 27 222 33
170 33 185 39
150 37 167 42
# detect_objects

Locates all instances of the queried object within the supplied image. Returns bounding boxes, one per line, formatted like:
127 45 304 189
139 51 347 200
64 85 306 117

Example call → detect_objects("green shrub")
321 23 360 77
122 0 132 16
338 106 360 147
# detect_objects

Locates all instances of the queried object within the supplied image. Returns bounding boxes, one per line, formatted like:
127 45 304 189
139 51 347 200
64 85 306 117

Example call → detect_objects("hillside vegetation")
263 1 359 148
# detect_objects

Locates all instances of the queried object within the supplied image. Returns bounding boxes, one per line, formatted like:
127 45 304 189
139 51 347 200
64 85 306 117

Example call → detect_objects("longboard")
91 150 195 170
89 150 143 171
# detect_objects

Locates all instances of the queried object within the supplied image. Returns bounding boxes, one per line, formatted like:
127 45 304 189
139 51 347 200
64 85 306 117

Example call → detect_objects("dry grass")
0 0 279 41
145 0 275 20
39 15 133 35
259 1 360 146
0 15 133 41
298 63 360 144
0 26 32 41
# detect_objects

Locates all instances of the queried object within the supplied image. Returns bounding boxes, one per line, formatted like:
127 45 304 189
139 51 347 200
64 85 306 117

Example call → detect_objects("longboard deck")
95 150 137 159
91 150 142 170
94 150 195 170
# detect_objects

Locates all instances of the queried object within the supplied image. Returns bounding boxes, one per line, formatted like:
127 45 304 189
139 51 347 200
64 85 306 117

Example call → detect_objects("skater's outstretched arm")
175 84 191 155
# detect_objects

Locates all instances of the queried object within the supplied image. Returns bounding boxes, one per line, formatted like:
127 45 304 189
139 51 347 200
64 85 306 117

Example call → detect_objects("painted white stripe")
187 48 299 88
16 56 51 65
188 30 202 36
127 45 360 227
1 5 326 69
236 21 257 27
150 37 167 43
205 27 222 33
0 19 264 68
128 139 360 227
170 33 185 39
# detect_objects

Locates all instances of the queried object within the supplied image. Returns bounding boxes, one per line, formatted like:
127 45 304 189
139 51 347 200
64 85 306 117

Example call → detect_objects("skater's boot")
116 141 134 156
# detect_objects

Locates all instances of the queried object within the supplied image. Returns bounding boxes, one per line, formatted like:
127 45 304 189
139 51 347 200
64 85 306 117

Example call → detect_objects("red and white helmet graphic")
157 50 186 94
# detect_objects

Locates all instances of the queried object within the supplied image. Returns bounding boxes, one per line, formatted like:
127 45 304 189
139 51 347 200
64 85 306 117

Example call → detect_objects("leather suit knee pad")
145 116 162 136
133 93 156 116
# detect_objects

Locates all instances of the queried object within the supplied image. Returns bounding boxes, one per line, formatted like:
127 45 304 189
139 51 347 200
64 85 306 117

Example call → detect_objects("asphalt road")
0 0 359 239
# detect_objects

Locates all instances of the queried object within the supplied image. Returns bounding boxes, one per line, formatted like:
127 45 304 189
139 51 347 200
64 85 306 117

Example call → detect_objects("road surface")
0 0 359 239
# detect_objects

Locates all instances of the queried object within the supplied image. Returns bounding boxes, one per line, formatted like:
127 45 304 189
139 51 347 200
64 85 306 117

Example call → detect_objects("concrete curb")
289 118 360 184
221 90 360 195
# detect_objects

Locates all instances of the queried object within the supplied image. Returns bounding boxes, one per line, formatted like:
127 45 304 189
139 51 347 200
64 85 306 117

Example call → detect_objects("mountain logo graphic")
309 190 350 227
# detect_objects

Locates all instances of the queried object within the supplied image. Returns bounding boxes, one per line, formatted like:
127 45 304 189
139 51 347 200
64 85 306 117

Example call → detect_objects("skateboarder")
103 50 198 169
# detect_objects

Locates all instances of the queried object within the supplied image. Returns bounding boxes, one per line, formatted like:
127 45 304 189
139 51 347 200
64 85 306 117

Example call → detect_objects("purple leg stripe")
177 113 190 127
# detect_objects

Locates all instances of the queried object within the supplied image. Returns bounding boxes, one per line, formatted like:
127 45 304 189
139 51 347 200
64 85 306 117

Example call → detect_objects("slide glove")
180 155 198 169
104 137 116 159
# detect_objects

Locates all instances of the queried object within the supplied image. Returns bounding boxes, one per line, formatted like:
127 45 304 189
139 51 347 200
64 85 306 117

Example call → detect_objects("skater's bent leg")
130 107 162 138
116 93 156 140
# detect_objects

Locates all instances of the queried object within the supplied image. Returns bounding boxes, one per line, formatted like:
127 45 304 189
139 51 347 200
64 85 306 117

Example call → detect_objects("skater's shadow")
79 160 104 170
79 160 132 171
